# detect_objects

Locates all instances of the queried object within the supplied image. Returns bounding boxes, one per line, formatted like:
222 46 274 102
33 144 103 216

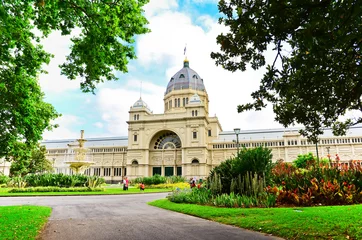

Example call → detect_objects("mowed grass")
0 187 171 196
149 199 362 240
0 206 51 240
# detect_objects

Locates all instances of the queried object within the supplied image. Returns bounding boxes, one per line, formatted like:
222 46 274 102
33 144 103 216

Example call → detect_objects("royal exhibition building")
2 59 362 182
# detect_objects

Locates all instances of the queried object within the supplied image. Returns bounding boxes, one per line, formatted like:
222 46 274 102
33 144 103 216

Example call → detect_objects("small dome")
132 98 151 111
189 93 202 104
166 60 206 95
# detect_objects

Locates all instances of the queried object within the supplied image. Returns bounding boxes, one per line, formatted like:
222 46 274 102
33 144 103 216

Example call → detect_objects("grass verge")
0 206 51 240
148 199 362 240
0 187 171 196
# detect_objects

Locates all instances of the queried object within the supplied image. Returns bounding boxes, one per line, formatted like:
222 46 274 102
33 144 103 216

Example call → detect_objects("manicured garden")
0 206 51 240
151 147 362 239
0 173 185 196
149 199 362 240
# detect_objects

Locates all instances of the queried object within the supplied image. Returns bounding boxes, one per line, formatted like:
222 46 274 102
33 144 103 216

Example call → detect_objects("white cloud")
38 31 81 94
143 0 178 17
42 114 83 140
93 122 104 128
95 80 164 136
136 8 284 132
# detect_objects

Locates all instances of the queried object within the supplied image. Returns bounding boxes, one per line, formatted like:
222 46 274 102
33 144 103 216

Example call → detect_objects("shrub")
166 176 186 184
207 147 273 194
133 174 167 185
22 173 101 188
0 173 10 185
167 188 212 204
269 162 362 206
148 182 189 189
7 177 27 188
8 187 104 193
293 152 316 169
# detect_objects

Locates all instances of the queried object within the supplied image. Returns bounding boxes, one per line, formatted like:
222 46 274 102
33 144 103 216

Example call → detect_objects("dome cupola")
165 59 206 95
132 97 151 111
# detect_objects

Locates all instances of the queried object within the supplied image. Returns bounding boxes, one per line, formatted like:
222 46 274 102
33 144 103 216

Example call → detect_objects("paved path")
0 193 282 240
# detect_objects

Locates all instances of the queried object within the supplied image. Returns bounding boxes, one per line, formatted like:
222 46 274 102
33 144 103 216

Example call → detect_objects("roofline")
42 136 128 143
219 125 362 136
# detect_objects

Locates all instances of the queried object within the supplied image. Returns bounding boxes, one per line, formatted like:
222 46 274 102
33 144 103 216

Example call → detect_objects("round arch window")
154 132 181 149
132 160 139 165
191 159 199 164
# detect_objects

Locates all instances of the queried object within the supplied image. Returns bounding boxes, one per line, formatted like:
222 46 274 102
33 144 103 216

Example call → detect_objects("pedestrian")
189 177 196 188
123 177 129 190
140 182 145 192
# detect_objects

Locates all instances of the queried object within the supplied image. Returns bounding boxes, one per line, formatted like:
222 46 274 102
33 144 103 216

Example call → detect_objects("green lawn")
0 206 51 240
149 199 362 240
0 187 171 196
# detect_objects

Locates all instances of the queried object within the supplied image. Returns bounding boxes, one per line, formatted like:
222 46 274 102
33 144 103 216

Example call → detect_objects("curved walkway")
0 193 282 240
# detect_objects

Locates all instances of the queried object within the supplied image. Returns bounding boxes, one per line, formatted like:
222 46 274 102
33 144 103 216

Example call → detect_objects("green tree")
1 0 149 158
10 143 53 177
211 0 362 142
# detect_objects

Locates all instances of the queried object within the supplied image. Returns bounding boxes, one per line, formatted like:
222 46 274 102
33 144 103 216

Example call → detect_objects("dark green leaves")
212 0 362 141
1 1 149 159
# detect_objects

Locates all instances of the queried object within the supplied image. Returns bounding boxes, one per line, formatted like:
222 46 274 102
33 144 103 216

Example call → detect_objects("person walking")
123 177 129 190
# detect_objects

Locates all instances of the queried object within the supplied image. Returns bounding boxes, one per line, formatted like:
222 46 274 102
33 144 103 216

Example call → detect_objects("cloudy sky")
40 0 286 140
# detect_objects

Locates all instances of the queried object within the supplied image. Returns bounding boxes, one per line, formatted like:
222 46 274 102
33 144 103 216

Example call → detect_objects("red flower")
343 182 347 186
282 181 286 185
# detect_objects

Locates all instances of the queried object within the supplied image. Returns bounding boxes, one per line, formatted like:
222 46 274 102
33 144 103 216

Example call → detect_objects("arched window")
192 159 199 164
179 74 185 78
192 110 194 116
195 110 198 116
134 115 137 120
132 160 139 165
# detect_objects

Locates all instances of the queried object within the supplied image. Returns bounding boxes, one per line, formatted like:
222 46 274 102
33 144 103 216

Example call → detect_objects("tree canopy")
9 143 53 177
211 0 362 142
1 0 149 158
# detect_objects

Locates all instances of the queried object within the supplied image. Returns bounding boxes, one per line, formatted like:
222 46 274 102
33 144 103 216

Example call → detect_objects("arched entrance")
149 130 182 176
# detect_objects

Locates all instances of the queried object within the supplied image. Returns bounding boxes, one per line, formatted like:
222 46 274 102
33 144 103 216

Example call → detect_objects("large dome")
165 60 206 95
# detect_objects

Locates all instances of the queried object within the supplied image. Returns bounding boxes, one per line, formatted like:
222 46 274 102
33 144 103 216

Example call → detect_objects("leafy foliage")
133 174 168 185
207 147 273 194
0 0 149 159
9 144 53 177
269 160 362 206
22 173 104 188
293 152 316 169
212 0 362 141
8 186 104 193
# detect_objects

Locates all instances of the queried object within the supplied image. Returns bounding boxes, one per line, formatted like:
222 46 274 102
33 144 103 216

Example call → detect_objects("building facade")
3 59 362 181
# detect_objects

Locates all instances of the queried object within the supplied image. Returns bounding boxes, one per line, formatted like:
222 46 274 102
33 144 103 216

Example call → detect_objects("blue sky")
40 0 284 140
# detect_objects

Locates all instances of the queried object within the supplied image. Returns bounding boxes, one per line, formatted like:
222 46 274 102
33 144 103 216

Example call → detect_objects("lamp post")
234 128 240 157
326 146 331 166
52 158 56 173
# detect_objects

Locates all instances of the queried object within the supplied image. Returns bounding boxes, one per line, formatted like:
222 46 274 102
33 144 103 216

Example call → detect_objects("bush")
167 188 276 208
167 187 212 204
148 182 189 189
270 161 362 206
22 173 104 188
8 187 104 193
293 152 316 169
207 147 273 195
0 173 10 185
133 174 167 185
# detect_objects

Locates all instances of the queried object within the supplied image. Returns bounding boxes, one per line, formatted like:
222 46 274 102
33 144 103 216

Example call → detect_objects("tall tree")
211 0 362 142
9 143 53 177
0 0 149 158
